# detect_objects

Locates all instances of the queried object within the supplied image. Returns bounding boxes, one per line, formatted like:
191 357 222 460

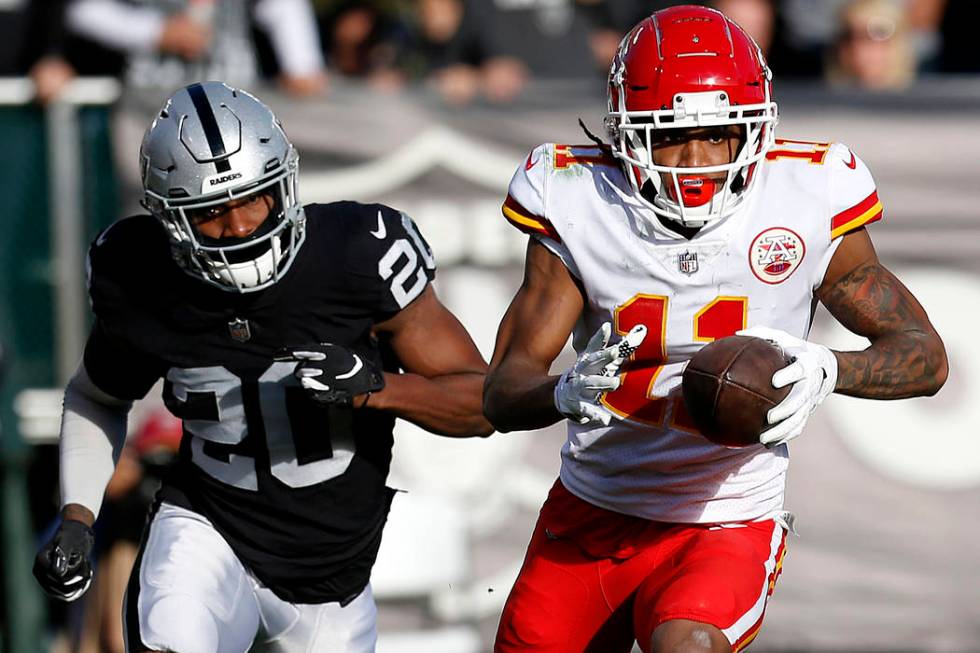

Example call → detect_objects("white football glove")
554 322 647 426
736 326 838 447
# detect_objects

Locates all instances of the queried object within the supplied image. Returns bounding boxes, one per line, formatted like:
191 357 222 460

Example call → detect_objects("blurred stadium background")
1 0 978 652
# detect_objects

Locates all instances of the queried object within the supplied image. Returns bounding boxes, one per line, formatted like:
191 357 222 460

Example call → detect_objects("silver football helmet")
140 81 305 292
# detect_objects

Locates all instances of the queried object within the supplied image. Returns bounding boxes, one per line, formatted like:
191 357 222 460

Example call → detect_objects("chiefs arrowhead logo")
844 150 857 170
749 227 806 284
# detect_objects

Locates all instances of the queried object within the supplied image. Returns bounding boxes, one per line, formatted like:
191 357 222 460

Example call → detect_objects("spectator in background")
0 0 77 104
26 0 78 105
589 0 706 33
393 0 483 105
935 0 980 73
767 0 847 77
409 0 471 73
31 58 78 105
710 0 774 55
905 0 944 70
828 0 915 90
578 1 709 77
310 0 716 106
414 0 626 106
65 0 327 97
315 0 405 91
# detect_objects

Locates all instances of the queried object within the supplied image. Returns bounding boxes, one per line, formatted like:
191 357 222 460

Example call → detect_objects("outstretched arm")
371 285 493 437
483 240 585 432
817 227 948 398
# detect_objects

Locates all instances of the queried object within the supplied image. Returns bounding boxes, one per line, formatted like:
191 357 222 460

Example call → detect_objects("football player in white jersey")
484 6 947 653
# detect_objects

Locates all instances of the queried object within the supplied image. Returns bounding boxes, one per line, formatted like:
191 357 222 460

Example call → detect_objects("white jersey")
503 139 883 524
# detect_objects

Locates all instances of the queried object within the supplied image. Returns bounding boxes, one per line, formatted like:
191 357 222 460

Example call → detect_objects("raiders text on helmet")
140 81 305 292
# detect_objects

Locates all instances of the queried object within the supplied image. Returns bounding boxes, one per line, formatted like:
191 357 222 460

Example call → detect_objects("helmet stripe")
186 83 232 173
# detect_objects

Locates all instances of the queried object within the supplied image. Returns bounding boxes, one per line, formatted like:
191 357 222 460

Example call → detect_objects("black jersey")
83 202 436 604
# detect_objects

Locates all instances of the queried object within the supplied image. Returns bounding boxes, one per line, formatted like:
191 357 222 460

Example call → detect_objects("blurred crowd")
0 0 978 107
1 3 978 651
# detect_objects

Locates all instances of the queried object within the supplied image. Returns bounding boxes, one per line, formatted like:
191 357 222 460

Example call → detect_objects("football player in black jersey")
32 81 493 653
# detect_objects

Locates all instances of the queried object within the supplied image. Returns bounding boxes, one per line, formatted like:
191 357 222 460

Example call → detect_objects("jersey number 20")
163 363 352 491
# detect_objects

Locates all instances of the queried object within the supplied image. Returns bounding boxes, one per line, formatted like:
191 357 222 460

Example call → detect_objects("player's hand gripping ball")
681 335 792 447
737 326 838 447
286 343 385 407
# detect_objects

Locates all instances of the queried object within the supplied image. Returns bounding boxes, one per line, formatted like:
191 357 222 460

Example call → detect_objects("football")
681 335 792 447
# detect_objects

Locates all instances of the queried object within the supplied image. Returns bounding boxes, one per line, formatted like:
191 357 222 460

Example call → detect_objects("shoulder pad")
313 201 436 315
826 142 882 240
764 139 882 241
502 144 561 241
87 215 172 317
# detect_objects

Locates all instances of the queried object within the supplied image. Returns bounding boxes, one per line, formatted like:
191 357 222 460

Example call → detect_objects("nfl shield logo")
228 318 251 342
678 251 699 275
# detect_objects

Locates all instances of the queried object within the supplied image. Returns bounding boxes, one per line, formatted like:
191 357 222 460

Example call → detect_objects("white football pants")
122 502 378 653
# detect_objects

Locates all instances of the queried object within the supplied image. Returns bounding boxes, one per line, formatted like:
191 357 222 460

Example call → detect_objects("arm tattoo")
819 261 946 399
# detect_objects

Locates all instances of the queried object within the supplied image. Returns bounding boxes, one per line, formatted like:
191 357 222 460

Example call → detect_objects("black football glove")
33 519 95 602
288 343 385 406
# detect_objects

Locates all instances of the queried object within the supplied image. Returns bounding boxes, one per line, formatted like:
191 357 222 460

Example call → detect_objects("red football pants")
494 480 787 653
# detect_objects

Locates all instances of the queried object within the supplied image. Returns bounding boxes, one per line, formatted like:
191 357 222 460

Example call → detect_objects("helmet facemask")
140 82 307 293
607 89 777 228
146 150 305 293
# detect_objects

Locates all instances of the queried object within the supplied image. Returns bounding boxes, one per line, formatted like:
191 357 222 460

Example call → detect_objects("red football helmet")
605 5 778 227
